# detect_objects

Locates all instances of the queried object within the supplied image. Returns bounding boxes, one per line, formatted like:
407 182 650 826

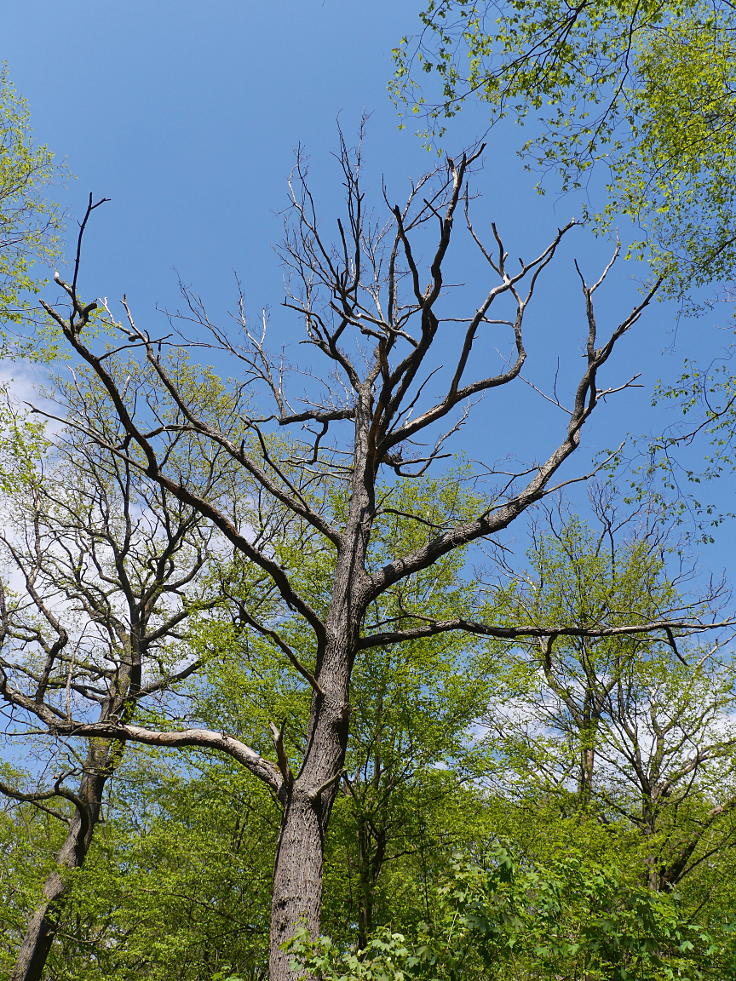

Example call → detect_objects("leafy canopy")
0 64 59 343
392 0 736 289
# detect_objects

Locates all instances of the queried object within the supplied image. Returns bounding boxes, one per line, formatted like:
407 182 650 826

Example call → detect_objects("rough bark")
268 644 353 981
269 394 373 980
270 790 326 981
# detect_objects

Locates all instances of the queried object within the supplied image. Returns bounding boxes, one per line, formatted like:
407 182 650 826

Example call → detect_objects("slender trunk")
357 818 373 950
11 763 109 981
357 814 386 949
357 885 372 953
580 744 595 804
641 796 663 891
578 715 597 809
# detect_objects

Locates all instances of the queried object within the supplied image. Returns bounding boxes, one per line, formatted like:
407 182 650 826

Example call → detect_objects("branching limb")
357 617 734 651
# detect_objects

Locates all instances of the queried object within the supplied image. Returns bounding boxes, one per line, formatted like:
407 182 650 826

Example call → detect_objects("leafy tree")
290 844 724 980
0 65 58 346
483 506 736 895
0 780 67 980
323 480 494 946
193 476 496 951
6 477 491 978
0 67 59 495
0 366 233 981
44 751 275 981
392 0 736 287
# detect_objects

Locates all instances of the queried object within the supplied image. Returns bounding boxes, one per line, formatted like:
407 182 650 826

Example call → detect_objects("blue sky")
4 0 733 577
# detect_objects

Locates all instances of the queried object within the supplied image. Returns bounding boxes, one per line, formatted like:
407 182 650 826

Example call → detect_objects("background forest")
2 2 736 980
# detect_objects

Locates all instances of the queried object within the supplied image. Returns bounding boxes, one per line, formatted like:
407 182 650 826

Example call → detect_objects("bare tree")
9 141 729 980
0 377 228 981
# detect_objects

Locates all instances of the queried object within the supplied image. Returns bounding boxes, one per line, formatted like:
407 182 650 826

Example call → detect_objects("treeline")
2 458 735 980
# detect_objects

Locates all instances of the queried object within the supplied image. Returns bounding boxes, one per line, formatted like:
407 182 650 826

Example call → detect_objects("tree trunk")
578 714 598 808
640 796 664 891
357 818 373 950
11 765 108 981
580 744 595 805
268 395 376 981
269 788 326 981
268 639 354 981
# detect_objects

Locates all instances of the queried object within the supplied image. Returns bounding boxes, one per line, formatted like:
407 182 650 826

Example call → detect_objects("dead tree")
0 380 226 981
8 142 730 981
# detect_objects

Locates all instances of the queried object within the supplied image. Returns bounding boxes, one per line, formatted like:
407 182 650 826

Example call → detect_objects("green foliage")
190 475 496 947
392 0 736 289
45 751 274 981
646 351 736 535
476 511 736 927
0 771 69 977
0 392 48 493
4 466 735 977
191 474 487 764
291 845 722 980
0 64 60 348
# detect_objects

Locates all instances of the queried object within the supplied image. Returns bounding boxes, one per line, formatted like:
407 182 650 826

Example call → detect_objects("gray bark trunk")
269 789 326 981
11 758 110 981
269 395 375 981
269 656 352 981
269 574 367 976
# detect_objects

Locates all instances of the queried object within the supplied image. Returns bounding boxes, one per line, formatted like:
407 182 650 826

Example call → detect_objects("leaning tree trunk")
11 748 113 981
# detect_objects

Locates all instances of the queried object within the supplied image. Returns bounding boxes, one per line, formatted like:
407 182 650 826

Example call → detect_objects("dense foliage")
3 508 736 980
